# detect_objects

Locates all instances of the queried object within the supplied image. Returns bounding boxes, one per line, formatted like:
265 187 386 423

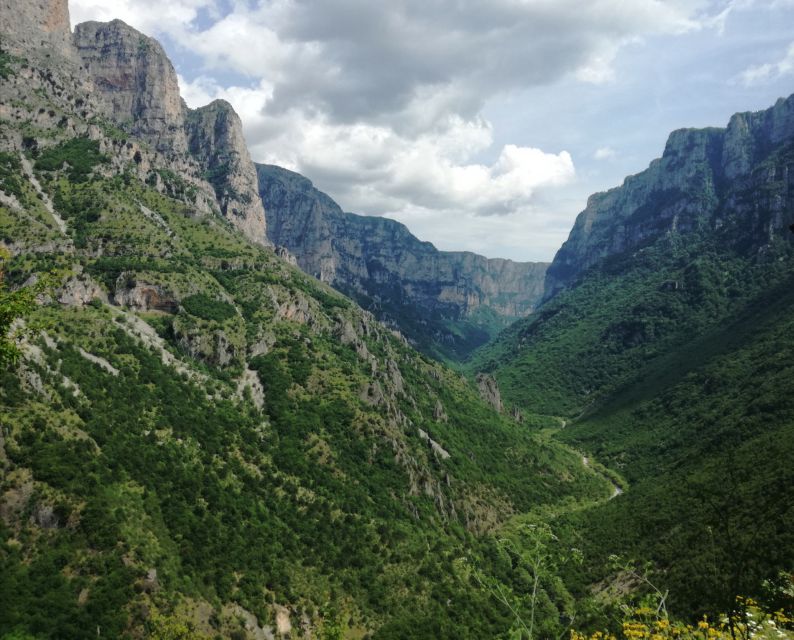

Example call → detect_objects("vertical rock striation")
257 163 548 357
73 20 187 154
545 95 794 298
0 0 73 58
185 100 268 244
70 19 268 245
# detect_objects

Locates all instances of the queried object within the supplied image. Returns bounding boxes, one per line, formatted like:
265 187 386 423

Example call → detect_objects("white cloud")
69 0 215 34
738 42 794 86
71 0 732 259
594 146 617 160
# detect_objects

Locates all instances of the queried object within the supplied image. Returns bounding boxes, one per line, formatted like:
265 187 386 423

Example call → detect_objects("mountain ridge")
258 163 548 361
544 94 794 299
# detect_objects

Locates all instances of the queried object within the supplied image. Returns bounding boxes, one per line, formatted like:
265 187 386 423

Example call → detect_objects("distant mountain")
545 95 794 298
0 2 609 638
469 94 794 619
258 163 548 361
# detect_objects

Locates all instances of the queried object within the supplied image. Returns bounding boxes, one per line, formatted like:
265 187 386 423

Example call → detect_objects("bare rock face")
57 275 107 307
259 164 547 318
476 373 503 414
73 20 187 155
113 279 178 313
72 21 268 245
0 0 73 58
186 100 268 244
258 163 547 356
545 94 794 299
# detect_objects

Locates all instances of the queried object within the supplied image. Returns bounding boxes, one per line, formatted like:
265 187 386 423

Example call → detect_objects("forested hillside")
469 99 794 628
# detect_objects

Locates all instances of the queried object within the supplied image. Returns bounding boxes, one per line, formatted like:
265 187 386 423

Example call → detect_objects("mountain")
545 95 794 299
0 4 612 639
258 163 548 362
0 0 267 248
469 95 794 620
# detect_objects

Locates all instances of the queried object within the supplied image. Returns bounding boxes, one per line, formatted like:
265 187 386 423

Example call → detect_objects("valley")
0 1 792 639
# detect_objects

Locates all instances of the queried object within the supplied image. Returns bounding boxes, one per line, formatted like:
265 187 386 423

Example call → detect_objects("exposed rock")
113 279 178 313
257 164 548 354
274 606 291 637
174 327 239 368
72 20 267 244
274 246 298 266
275 293 313 325
433 399 448 423
418 428 451 460
0 0 73 58
545 95 794 299
476 373 503 413
237 368 265 410
73 20 187 154
78 348 119 376
57 275 106 307
31 503 60 529
360 381 385 406
185 100 268 244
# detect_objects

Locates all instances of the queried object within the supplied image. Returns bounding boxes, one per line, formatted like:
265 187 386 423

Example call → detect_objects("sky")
69 0 794 262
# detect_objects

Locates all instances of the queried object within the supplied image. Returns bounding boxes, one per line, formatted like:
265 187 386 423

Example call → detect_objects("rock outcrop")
545 95 794 298
186 100 268 244
73 20 188 154
476 373 502 413
69 20 267 244
257 163 547 356
0 0 73 58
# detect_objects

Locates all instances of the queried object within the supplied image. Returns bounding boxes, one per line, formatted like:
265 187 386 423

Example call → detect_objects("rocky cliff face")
73 20 188 155
0 0 73 58
186 101 268 244
258 163 548 358
545 95 794 298
70 20 267 245
7 16 270 245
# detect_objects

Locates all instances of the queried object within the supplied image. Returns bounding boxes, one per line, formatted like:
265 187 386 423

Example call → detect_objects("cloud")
69 0 215 34
71 0 728 259
172 0 712 126
738 41 794 86
594 146 616 160
180 75 574 219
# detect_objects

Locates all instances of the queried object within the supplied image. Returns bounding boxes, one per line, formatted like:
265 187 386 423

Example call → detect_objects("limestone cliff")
69 19 267 244
545 95 794 298
0 0 73 58
186 101 268 244
73 20 188 155
257 163 548 358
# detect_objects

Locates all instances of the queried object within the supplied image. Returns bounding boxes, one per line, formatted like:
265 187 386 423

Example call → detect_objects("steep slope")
470 95 794 622
258 163 548 362
0 8 611 639
71 18 268 245
545 95 794 298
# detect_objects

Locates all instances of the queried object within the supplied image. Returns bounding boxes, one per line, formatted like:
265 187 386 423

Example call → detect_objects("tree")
0 249 36 366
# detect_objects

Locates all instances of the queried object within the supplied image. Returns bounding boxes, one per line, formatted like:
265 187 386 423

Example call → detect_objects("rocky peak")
73 20 188 155
70 19 267 244
0 0 73 58
544 93 794 299
185 100 268 245
257 163 548 357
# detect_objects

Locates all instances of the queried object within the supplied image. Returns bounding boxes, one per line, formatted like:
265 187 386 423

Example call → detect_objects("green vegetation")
180 293 236 322
0 153 25 200
0 167 609 638
469 228 794 630
36 137 108 182
0 41 22 80
3 30 793 640
0 250 36 366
